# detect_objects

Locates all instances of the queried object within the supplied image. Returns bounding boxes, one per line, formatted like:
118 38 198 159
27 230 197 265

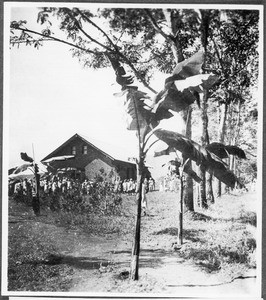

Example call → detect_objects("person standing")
148 178 154 192
141 178 148 216
122 180 127 193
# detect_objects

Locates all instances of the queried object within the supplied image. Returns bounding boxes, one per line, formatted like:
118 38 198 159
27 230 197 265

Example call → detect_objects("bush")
38 171 123 216
88 178 122 215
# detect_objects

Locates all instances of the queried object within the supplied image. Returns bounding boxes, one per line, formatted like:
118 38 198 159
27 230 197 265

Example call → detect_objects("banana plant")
110 49 222 280
153 130 246 245
20 152 41 216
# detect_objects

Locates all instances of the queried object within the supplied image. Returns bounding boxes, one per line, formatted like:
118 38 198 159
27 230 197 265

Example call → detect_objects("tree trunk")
32 167 40 216
206 173 215 203
215 101 228 197
229 99 241 189
199 90 209 208
184 175 194 211
163 8 194 212
163 9 184 63
177 174 184 245
181 107 194 212
199 166 208 209
199 11 211 207
128 83 148 281
130 157 144 280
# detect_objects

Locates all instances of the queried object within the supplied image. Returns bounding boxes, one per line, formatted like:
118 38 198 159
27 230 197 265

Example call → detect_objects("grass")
8 210 74 291
179 193 257 279
52 211 135 236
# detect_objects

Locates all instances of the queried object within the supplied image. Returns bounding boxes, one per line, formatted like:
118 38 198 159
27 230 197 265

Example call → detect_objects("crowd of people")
9 175 156 198
114 177 155 194
159 175 180 192
10 176 87 197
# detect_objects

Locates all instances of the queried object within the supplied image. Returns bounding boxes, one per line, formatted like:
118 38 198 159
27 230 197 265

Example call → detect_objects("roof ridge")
75 133 115 161
41 133 135 165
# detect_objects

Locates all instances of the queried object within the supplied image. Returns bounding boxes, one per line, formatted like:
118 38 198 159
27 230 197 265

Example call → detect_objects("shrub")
37 170 123 216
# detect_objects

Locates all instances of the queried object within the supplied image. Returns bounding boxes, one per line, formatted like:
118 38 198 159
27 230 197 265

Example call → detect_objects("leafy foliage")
12 163 33 174
154 129 240 188
114 88 153 131
20 152 34 163
113 50 218 141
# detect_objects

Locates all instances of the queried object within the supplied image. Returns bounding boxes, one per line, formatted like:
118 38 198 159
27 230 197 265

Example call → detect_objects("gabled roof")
41 133 135 165
79 133 137 163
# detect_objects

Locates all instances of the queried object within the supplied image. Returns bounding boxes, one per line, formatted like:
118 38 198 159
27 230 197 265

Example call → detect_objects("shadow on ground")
152 227 205 243
28 248 171 270
185 210 256 227
153 227 179 236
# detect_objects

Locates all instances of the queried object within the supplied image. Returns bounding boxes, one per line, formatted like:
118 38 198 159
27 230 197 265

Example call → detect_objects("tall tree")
197 9 210 208
207 9 259 197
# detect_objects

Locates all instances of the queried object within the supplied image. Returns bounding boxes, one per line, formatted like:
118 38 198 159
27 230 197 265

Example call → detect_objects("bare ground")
7 191 259 296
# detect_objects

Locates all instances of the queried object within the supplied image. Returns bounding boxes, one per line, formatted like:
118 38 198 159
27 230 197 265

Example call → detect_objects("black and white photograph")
2 2 263 298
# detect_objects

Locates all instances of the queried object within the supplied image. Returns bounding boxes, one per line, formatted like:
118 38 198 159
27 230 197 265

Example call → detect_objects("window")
71 146 76 155
83 145 88 155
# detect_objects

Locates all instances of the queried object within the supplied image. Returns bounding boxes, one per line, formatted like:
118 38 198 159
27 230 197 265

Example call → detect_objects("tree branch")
144 9 171 41
218 58 255 87
210 35 226 74
145 9 184 63
78 25 114 52
13 18 158 94
162 9 184 63
14 27 99 55
64 9 114 53
117 53 157 94
77 8 119 51
68 9 158 94
10 38 52 45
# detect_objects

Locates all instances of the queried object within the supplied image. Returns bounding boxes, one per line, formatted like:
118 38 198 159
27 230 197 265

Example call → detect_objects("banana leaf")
13 163 33 174
114 87 173 133
152 73 218 116
154 146 175 157
152 51 218 117
174 74 219 93
206 143 246 159
154 129 239 188
165 51 205 84
20 152 34 163
183 164 202 183
113 50 219 135
155 148 202 183
114 88 151 131
152 84 198 114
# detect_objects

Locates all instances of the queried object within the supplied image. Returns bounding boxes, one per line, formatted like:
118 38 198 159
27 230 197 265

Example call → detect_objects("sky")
5 4 186 175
